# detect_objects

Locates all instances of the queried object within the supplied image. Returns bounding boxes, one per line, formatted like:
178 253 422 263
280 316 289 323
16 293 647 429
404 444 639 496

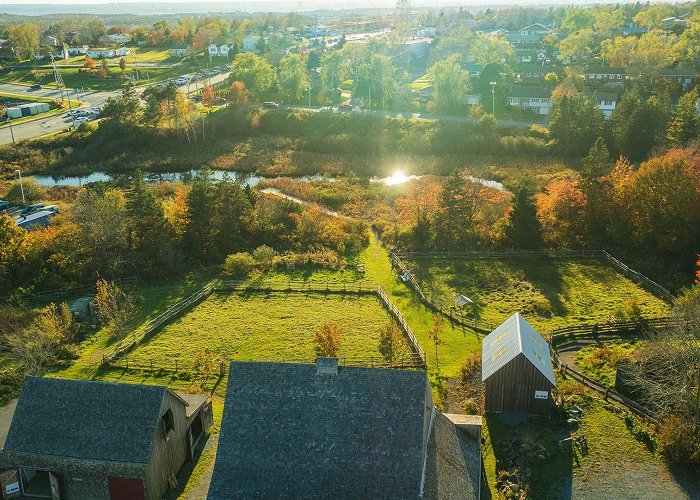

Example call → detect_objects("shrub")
460 352 482 381
623 412 656 451
314 321 342 357
222 252 255 277
658 414 700 465
4 178 46 204
252 245 276 270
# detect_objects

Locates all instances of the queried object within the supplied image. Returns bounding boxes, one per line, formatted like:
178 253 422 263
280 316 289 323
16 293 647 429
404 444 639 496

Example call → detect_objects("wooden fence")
103 280 218 361
390 252 495 333
552 350 660 423
376 286 427 368
102 278 427 371
396 249 601 259
28 276 138 304
601 250 676 303
549 317 684 351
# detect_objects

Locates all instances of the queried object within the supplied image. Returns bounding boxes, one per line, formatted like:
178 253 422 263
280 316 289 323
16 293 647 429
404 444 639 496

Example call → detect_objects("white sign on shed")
534 390 549 400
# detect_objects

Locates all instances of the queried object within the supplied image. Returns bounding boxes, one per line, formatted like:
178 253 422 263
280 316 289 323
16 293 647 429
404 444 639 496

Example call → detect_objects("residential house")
465 63 484 78
63 46 88 58
482 313 556 415
507 87 553 115
0 377 213 500
208 359 482 499
583 66 627 87
620 24 649 36
519 23 552 36
42 34 60 47
169 45 188 57
106 33 132 45
512 63 552 84
593 91 619 117
660 68 695 90
504 32 545 47
87 47 130 59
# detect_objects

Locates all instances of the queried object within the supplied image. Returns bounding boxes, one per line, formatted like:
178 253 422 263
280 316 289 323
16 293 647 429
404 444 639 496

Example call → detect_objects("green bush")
222 252 255 277
658 414 700 465
4 178 46 204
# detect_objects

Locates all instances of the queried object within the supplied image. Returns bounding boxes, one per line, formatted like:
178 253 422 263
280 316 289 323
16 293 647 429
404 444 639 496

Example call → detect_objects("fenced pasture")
396 253 670 332
105 288 419 372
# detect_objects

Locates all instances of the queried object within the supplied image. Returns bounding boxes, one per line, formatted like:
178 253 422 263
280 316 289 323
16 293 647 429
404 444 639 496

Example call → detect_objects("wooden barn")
482 313 556 415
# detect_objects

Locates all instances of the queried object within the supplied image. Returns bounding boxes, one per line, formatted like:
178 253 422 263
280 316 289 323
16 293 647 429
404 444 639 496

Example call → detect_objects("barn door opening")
18 468 57 499
107 477 145 500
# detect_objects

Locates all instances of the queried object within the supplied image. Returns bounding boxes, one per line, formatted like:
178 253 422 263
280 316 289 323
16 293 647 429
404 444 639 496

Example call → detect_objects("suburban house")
660 68 695 90
512 63 553 83
482 313 556 416
208 359 482 499
519 23 552 36
583 66 627 87
0 377 212 500
504 32 544 47
87 47 130 59
207 44 231 58
63 46 88 58
169 45 189 57
507 87 553 115
592 91 619 117
106 33 131 45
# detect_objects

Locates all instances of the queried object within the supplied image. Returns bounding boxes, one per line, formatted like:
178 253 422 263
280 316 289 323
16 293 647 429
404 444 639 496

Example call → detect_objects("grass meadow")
402 256 670 332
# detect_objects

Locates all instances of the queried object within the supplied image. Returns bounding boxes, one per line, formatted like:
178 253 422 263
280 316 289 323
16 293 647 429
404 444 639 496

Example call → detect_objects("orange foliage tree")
536 178 587 248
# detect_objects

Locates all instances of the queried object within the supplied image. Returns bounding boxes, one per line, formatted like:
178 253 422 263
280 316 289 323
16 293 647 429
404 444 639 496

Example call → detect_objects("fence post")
220 360 226 377
175 359 178 372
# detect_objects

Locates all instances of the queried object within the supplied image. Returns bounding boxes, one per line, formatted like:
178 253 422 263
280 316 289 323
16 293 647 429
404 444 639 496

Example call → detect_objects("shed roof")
454 294 474 307
208 361 429 499
481 312 556 385
2 377 181 464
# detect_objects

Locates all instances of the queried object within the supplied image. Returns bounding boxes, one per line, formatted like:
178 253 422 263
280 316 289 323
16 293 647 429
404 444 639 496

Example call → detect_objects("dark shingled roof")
4 377 171 464
423 412 481 500
208 361 430 499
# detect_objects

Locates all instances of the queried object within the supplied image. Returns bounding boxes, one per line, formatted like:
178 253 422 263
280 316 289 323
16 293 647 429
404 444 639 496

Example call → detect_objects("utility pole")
132 51 139 84
15 169 25 204
50 54 72 111
3 102 16 145
490 81 497 118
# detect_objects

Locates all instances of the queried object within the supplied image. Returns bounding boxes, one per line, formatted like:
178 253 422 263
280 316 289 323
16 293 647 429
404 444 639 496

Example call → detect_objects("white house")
507 87 553 115
593 91 618 117
106 33 131 45
65 46 88 57
169 45 188 57
208 44 231 57
87 47 129 59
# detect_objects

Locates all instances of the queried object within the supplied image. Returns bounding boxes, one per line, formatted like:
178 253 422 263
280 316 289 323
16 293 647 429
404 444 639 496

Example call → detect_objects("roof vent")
316 357 338 376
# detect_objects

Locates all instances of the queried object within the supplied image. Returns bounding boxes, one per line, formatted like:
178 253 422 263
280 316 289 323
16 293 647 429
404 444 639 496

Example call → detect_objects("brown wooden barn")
482 313 556 415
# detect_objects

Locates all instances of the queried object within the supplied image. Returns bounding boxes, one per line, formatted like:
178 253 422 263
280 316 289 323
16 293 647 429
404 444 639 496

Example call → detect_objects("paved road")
0 72 231 145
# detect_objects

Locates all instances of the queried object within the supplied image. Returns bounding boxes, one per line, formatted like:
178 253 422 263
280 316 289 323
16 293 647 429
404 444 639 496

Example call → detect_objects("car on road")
262 102 280 109
20 203 46 217
29 84 43 91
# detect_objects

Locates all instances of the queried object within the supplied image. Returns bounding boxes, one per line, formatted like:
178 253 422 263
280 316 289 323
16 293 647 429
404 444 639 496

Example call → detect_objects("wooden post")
175 359 178 372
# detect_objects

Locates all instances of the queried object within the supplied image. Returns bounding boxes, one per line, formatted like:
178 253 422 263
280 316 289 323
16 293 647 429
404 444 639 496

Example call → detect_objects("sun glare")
385 171 409 186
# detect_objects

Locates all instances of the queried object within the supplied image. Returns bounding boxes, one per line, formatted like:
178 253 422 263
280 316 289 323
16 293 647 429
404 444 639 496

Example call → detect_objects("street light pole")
15 169 25 204
490 81 497 118
3 103 16 145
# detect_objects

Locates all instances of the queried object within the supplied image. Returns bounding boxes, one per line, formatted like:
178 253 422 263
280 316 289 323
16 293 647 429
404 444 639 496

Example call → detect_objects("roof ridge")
516 312 523 353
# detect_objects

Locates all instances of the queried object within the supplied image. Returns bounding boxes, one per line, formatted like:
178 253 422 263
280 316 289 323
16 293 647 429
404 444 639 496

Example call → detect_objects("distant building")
64 45 88 58
106 32 132 45
507 87 553 115
241 36 258 52
169 45 188 57
519 23 552 36
208 359 482 499
583 66 627 87
660 68 695 90
482 313 556 415
593 91 619 117
0 377 213 500
87 46 129 59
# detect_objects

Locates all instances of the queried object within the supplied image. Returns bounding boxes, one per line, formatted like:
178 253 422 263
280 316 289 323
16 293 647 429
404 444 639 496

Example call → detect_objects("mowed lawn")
126 291 403 364
402 257 670 332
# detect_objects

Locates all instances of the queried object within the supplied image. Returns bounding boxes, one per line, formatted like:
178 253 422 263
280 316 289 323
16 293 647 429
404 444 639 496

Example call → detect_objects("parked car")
20 203 45 217
262 102 280 109
30 84 43 91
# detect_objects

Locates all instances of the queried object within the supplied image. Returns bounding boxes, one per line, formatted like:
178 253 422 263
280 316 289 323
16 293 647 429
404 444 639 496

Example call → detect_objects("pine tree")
126 170 173 274
184 168 218 263
666 88 700 147
215 174 252 256
580 138 613 245
505 179 542 249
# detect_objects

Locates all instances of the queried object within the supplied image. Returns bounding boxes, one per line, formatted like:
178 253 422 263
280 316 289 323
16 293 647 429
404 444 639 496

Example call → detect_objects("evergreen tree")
184 169 218 263
215 174 252 256
666 88 700 147
436 169 465 250
126 170 173 275
505 179 541 249
549 89 604 156
607 88 668 162
580 138 613 245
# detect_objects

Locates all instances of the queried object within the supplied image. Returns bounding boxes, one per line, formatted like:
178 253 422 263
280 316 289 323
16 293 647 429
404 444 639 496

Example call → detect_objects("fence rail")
396 249 602 259
219 279 376 294
104 280 218 361
552 350 659 423
28 276 138 303
549 317 684 350
390 252 495 333
601 250 676 303
376 286 427 368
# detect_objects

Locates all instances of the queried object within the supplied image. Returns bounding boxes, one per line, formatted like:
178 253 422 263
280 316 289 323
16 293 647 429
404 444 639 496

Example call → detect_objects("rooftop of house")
0 377 188 464
482 312 556 385
423 411 482 500
208 359 430 499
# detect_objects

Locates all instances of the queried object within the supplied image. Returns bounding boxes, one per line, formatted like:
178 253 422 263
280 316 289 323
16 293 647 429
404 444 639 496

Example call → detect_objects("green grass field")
124 291 402 364
402 256 670 332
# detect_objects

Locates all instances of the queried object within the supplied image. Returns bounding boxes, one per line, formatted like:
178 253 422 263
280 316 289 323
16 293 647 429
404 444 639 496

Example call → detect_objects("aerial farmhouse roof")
481 312 556 385
208 360 430 499
2 377 183 464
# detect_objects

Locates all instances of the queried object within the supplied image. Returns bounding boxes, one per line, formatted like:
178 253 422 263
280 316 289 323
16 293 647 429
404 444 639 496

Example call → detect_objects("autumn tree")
227 80 250 109
536 178 587 248
94 279 139 339
119 57 126 72
201 84 215 108
378 321 407 363
7 22 41 61
84 55 97 69
429 313 444 373
633 3 674 29
314 321 342 357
